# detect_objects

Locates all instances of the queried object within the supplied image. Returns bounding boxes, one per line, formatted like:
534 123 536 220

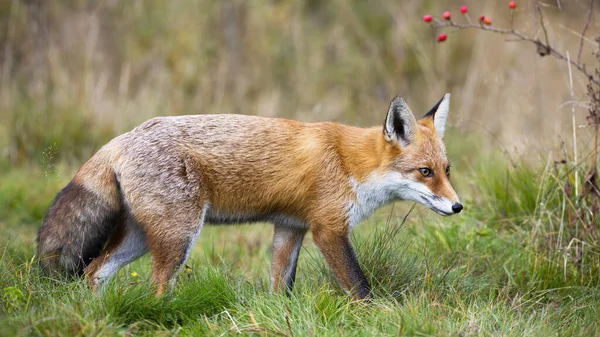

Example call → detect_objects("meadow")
1 1 599 336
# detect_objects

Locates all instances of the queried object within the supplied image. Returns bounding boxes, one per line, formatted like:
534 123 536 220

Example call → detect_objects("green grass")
1 155 600 336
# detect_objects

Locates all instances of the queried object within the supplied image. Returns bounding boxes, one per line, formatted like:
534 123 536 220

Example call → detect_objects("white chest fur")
346 172 405 228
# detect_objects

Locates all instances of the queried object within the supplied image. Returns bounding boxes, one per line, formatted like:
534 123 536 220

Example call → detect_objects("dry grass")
1 0 598 165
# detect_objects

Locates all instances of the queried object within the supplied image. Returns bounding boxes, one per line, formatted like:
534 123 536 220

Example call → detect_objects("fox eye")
418 168 433 177
446 166 451 177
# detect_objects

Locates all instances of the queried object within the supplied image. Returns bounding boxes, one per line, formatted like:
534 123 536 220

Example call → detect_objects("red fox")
38 94 462 299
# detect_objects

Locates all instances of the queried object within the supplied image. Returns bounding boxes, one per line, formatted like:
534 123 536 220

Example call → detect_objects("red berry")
460 6 468 14
509 1 517 9
483 16 492 25
438 33 447 42
442 11 452 20
423 14 433 22
479 15 485 21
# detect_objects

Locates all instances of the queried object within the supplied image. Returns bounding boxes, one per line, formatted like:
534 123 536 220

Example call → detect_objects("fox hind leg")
85 217 148 290
270 226 306 294
144 206 206 296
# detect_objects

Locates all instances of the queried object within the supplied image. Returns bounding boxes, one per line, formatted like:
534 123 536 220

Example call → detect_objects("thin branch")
558 24 596 46
536 1 552 56
510 7 515 31
577 0 594 65
433 20 599 84
567 52 579 197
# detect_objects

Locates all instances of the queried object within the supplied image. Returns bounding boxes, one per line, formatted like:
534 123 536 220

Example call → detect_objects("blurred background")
1 0 599 243
1 0 598 168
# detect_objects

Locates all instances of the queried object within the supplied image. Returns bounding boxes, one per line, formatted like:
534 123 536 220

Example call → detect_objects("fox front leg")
311 226 371 300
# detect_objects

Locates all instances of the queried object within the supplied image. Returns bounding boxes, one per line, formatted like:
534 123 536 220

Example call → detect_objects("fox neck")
337 126 398 181
337 126 406 228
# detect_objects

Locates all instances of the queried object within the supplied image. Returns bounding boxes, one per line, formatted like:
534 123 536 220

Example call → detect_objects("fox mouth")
432 208 454 216
393 181 459 216
421 198 455 216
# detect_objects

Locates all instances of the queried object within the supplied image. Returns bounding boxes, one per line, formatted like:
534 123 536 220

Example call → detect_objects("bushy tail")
37 158 122 276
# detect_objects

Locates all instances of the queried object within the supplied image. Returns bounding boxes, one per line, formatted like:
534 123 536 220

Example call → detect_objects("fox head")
382 94 462 216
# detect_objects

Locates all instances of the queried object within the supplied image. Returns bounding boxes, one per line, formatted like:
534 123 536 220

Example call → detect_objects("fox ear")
422 93 451 137
383 96 417 147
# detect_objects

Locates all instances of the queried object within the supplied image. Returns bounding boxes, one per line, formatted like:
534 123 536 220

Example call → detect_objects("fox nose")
452 203 463 214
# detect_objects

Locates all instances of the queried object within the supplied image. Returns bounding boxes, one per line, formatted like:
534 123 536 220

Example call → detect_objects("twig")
536 1 551 56
567 52 578 198
577 0 594 65
223 310 240 334
433 20 599 84
510 7 515 32
558 24 596 46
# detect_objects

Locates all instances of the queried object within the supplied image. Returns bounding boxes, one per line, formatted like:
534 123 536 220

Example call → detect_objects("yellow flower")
131 272 138 277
